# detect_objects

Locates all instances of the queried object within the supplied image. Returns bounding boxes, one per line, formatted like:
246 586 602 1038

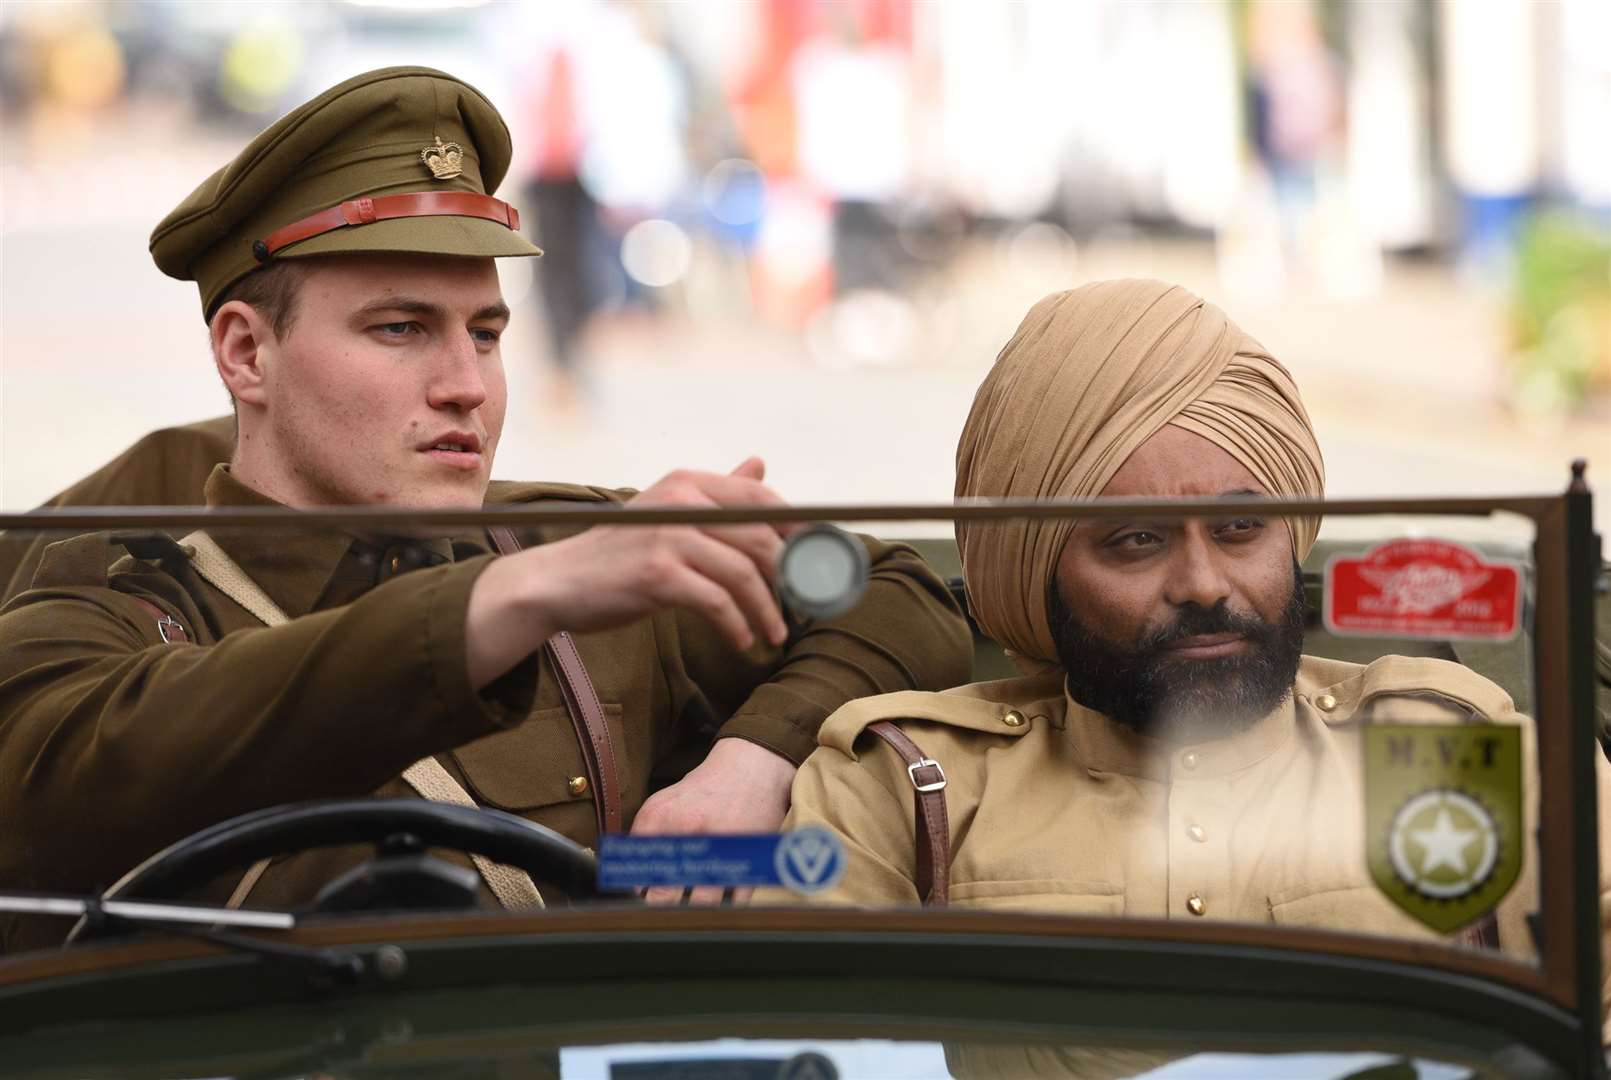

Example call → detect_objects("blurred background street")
2 0 1609 531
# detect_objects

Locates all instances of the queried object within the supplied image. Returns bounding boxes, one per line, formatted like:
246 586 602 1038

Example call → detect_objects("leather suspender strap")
1456 912 1500 950
486 526 622 835
866 721 950 906
546 632 622 833
128 596 189 644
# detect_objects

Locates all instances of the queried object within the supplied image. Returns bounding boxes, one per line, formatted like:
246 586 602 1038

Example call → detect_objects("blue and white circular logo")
774 826 846 894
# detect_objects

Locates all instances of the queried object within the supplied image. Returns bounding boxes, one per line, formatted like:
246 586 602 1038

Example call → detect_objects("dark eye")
1110 529 1164 551
1215 516 1265 539
470 327 501 345
375 321 418 338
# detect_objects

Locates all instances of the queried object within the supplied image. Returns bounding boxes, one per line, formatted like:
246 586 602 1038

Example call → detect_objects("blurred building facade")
2 0 1608 515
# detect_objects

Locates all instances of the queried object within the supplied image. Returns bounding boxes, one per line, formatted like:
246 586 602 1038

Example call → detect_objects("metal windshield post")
1564 461 1606 1076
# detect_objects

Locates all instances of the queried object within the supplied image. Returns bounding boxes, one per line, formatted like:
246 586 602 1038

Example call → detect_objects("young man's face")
1050 424 1305 739
256 253 510 508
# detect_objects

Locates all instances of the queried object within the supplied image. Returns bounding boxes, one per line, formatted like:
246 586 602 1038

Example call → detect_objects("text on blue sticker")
598 828 846 894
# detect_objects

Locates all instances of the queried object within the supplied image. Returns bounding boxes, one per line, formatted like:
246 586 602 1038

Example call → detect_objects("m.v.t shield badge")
1365 724 1522 934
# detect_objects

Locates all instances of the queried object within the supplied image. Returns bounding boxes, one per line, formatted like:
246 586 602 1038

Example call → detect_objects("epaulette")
1299 654 1518 725
819 673 1062 759
24 532 118 590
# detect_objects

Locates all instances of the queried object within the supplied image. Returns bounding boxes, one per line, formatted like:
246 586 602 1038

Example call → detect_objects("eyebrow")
1083 489 1270 533
353 297 511 323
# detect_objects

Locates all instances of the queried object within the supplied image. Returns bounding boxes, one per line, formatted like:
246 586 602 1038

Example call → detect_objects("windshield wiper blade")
0 891 362 984
0 891 294 930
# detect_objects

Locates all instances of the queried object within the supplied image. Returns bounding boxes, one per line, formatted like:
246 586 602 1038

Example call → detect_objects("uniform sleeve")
753 738 921 907
1 418 233 604
673 535 972 766
0 556 534 896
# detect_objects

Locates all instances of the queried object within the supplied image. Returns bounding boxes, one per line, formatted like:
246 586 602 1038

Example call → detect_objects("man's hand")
465 458 794 687
630 737 797 904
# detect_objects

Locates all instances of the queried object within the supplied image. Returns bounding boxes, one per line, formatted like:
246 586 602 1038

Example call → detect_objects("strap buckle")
907 758 947 793
156 616 184 644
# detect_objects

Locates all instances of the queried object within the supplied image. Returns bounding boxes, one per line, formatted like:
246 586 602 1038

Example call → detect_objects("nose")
426 333 487 413
1162 523 1233 611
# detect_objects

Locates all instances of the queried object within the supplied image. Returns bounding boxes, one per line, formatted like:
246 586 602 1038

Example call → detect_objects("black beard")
1050 564 1307 740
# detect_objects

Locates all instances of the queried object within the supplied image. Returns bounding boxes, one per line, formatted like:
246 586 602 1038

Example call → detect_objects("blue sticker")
598 828 846 894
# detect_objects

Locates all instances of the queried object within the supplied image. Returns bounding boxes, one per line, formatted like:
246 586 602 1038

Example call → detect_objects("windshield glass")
0 506 1569 953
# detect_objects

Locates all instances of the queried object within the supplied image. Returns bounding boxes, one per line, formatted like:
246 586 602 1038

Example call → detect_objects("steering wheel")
66 798 603 944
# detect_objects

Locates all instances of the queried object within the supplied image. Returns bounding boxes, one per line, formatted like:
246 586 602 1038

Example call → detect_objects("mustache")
1135 603 1273 653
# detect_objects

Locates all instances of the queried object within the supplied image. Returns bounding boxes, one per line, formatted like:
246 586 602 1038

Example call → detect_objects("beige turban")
955 279 1325 662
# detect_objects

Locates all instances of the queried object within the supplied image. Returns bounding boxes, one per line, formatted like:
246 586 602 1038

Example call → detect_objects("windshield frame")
0 480 1602 1073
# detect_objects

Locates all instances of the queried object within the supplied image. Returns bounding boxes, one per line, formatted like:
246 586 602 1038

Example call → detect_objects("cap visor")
275 213 541 261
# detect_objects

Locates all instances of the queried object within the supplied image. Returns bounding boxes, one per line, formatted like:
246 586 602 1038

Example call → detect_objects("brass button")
567 775 589 796
1186 892 1206 916
1186 823 1206 843
388 553 403 575
1180 751 1199 771
1002 710 1026 728
1316 693 1338 712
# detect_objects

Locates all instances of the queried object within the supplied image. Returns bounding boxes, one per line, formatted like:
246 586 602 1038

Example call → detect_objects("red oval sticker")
1324 539 1522 641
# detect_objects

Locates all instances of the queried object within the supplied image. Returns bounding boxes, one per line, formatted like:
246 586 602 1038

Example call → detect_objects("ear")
210 300 278 408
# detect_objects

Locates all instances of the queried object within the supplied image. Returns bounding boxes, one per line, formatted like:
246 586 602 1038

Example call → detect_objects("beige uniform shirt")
779 654 1611 1040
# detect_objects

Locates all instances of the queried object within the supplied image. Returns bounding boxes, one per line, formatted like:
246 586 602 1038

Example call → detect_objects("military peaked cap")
150 66 541 318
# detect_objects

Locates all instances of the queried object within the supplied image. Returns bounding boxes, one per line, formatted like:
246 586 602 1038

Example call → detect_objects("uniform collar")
1061 680 1294 782
200 465 472 618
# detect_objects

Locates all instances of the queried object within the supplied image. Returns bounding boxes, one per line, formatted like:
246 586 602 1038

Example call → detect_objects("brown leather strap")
128 596 188 644
545 632 621 834
1456 912 1500 951
257 192 521 261
487 526 622 835
866 721 949 906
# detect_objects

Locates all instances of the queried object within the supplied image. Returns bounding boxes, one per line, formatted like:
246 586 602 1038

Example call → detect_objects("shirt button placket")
1169 756 1199 919
1170 752 1227 922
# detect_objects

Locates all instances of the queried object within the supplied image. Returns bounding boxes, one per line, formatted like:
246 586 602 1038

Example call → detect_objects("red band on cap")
257 192 520 259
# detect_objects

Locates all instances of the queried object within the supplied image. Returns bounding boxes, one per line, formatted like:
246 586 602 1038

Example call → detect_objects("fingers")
654 559 761 651
618 464 817 648
701 521 786 585
633 467 798 581
668 531 788 648
638 467 802 540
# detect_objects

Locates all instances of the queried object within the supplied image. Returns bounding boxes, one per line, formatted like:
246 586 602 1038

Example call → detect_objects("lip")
418 430 485 472
1162 633 1248 659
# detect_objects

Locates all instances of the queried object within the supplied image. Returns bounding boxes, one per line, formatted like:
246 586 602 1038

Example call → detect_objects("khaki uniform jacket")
0 465 972 950
779 655 1611 1040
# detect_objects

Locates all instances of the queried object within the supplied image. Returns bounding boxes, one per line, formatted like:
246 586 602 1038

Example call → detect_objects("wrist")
502 544 560 643
464 550 556 687
711 735 798 786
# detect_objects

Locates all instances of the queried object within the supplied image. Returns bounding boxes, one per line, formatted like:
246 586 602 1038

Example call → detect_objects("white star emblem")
1409 807 1480 876
1387 789 1500 900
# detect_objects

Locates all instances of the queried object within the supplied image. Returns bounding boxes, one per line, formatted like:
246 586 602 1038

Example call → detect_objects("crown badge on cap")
420 136 464 180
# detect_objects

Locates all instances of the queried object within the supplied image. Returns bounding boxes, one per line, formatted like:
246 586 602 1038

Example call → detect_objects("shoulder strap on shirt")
183 530 290 625
169 530 543 911
399 756 544 908
865 720 950 906
487 525 621 835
